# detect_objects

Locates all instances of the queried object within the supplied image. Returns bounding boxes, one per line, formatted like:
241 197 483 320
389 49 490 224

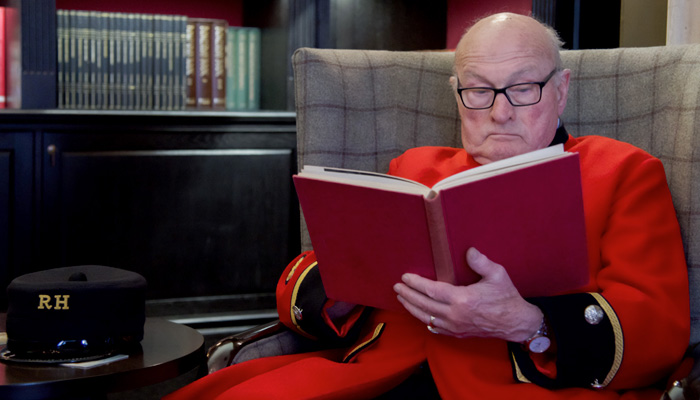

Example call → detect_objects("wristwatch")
522 317 551 353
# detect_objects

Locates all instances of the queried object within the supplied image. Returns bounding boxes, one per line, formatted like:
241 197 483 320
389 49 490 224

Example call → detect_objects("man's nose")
490 92 515 120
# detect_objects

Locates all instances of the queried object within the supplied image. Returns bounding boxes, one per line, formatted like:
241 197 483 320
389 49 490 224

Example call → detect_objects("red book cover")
0 6 5 109
293 145 589 312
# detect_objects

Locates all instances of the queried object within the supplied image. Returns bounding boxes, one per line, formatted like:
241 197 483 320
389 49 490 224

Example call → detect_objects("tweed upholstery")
292 44 700 345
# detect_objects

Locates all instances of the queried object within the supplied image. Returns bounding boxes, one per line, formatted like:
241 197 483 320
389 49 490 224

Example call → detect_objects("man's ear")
449 76 461 105
556 69 571 116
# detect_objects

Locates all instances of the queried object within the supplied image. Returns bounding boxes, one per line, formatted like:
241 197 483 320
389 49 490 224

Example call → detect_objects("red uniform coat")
166 134 690 400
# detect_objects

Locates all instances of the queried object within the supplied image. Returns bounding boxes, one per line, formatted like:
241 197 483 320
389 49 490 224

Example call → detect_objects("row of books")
56 9 261 111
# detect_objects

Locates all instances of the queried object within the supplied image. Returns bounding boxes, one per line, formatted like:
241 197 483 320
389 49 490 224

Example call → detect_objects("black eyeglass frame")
456 69 559 110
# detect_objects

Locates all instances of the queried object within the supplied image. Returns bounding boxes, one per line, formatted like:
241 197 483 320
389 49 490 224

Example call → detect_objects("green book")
235 28 248 110
225 27 237 110
247 27 261 110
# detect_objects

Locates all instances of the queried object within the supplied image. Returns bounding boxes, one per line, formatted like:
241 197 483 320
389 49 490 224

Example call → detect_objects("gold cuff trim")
511 353 532 384
342 323 386 363
289 261 318 337
590 292 624 387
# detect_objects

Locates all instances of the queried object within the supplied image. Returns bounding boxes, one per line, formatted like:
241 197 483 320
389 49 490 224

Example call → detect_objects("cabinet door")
40 130 298 310
0 133 34 309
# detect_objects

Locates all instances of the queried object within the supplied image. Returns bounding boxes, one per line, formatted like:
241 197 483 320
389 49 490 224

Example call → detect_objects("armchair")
209 44 700 397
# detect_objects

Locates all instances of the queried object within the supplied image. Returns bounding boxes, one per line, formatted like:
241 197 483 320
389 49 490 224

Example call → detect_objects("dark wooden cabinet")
0 132 34 303
0 110 298 340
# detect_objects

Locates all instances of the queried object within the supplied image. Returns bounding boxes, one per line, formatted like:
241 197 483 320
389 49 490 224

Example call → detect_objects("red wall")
447 0 532 49
56 0 244 26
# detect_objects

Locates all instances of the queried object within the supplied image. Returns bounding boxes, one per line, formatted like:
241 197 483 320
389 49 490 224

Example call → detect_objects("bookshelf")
4 0 449 112
0 0 448 346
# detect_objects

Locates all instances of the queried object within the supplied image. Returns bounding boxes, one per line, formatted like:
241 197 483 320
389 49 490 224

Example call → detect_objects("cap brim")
0 347 119 364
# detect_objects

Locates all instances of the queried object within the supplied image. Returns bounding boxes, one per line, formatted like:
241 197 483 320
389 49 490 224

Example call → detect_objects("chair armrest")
206 319 328 374
207 319 285 374
682 345 700 400
663 345 700 400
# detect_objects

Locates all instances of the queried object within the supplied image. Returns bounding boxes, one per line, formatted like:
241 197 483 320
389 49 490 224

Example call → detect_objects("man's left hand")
393 247 543 342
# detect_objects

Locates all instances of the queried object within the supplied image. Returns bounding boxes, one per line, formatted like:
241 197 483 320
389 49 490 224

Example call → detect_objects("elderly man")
166 12 689 400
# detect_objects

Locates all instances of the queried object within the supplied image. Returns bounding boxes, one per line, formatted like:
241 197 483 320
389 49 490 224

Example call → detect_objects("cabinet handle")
47 144 57 167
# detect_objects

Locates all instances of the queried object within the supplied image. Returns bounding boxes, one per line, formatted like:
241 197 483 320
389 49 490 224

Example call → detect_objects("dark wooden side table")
0 317 205 399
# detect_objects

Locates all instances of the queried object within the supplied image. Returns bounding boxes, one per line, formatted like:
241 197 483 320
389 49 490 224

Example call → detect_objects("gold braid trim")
285 254 307 284
511 353 532 383
590 292 624 387
342 323 386 363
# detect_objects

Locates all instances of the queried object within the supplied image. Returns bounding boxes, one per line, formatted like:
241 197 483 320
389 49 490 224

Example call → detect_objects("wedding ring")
427 315 439 334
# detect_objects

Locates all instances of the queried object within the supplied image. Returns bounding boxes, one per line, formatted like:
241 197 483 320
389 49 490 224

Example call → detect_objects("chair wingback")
561 45 700 345
292 45 700 345
293 48 461 253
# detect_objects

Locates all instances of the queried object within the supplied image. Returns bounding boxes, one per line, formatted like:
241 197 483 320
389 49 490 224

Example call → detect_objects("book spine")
92 11 104 109
141 14 154 110
211 19 226 110
127 13 138 110
235 27 248 110
176 16 187 110
424 195 455 284
153 15 163 110
225 27 236 110
113 12 124 110
119 12 129 109
76 10 88 109
185 19 196 109
56 9 65 109
82 10 92 109
173 15 185 110
87 11 98 109
133 14 142 110
196 20 212 108
72 10 81 108
99 12 107 110
122 13 132 110
107 12 117 109
67 10 77 109
247 27 261 110
164 15 174 111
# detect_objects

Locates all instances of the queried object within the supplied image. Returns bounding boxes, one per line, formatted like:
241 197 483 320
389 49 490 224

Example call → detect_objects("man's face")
454 17 570 164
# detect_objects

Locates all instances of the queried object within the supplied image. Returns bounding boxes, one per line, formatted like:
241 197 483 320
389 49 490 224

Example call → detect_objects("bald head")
450 12 571 164
454 13 564 77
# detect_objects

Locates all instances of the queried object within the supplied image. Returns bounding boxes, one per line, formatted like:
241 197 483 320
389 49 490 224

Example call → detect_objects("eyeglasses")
456 69 558 110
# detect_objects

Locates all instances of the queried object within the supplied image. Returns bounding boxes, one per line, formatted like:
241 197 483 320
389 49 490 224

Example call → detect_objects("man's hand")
393 247 543 342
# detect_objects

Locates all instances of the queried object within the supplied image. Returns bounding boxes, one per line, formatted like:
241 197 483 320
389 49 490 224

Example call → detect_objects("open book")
293 145 589 312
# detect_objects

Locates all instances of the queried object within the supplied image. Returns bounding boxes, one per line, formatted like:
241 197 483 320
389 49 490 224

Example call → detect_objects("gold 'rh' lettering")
38 294 52 309
54 294 70 310
37 294 70 310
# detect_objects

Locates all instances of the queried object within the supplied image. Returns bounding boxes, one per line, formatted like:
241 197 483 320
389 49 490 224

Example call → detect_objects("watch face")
528 336 551 353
